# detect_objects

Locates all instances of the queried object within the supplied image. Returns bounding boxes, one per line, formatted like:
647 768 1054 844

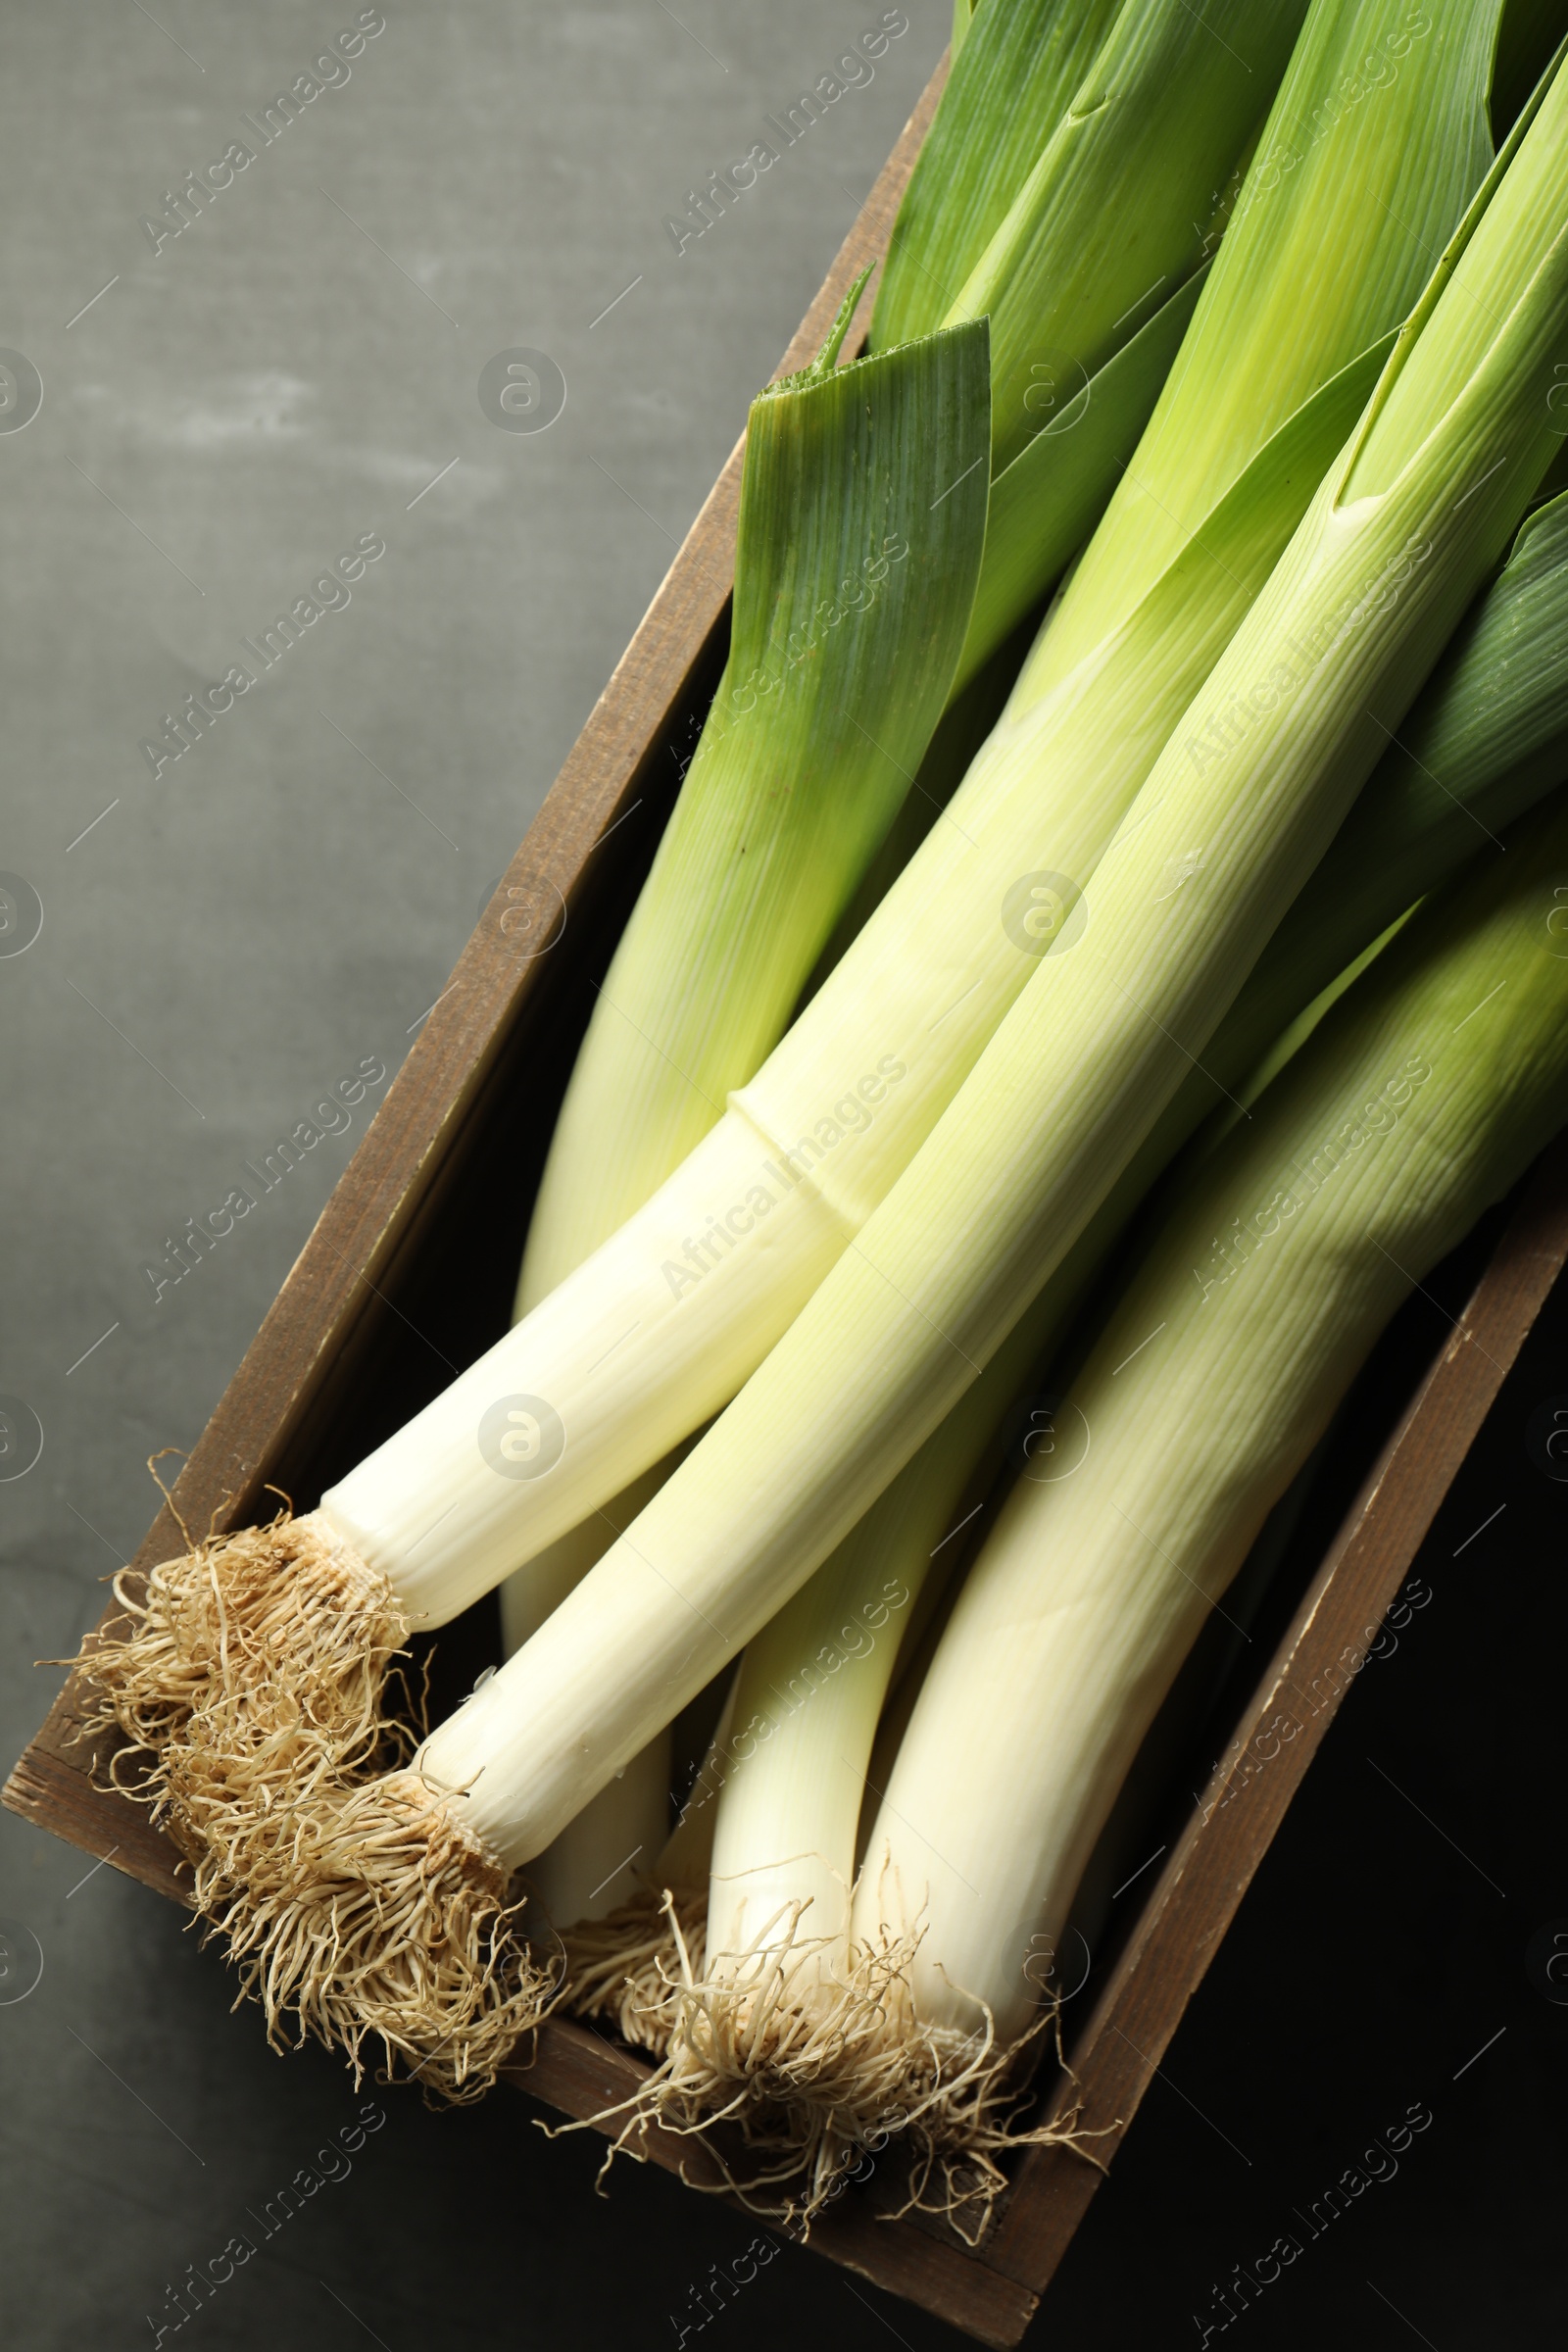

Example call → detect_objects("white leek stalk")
505 1451 686 1930
858 789 1568 2076
561 1674 739 2054
704 1287 1073 1977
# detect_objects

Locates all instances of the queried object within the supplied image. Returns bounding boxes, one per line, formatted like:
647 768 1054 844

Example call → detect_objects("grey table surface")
2 6 1563 2348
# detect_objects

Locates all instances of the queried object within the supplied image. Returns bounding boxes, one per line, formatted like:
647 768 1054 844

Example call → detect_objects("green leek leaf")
951 264 1205 695
872 0 1124 353
516 313 990 1301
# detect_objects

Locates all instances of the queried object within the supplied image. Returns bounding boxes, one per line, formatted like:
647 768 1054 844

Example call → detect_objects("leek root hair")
574 1897 1088 2238
73 1510 553 2097
74 1506 403 1805
182 1766 554 2101
563 1885 707 2057
80 1514 557 2107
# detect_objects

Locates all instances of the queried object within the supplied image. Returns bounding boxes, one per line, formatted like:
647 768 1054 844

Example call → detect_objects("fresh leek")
874 0 1127 352
897 1 1310 691
849 790 1568 2200
569 482 1568 2081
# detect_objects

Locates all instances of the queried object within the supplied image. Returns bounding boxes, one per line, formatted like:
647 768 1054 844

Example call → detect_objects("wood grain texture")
8 30 1568 2343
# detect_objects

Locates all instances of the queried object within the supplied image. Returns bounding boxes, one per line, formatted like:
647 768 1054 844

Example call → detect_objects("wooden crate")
9 52 1568 2347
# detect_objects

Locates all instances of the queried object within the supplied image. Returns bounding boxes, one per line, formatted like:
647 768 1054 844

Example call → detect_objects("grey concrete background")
1 5 1563 2347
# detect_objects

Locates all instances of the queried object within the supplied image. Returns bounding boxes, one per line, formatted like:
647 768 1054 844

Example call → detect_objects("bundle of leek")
567 466 1568 2076
82 0 1499 1814
391 50 1568 2096
100 32 1568 2107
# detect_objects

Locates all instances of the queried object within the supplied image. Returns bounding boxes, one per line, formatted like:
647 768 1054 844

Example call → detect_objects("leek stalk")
858 789 1568 2075
874 0 1126 353
918 0 1311 685
1212 472 1568 1098
517 293 989 1298
945 0 1303 478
